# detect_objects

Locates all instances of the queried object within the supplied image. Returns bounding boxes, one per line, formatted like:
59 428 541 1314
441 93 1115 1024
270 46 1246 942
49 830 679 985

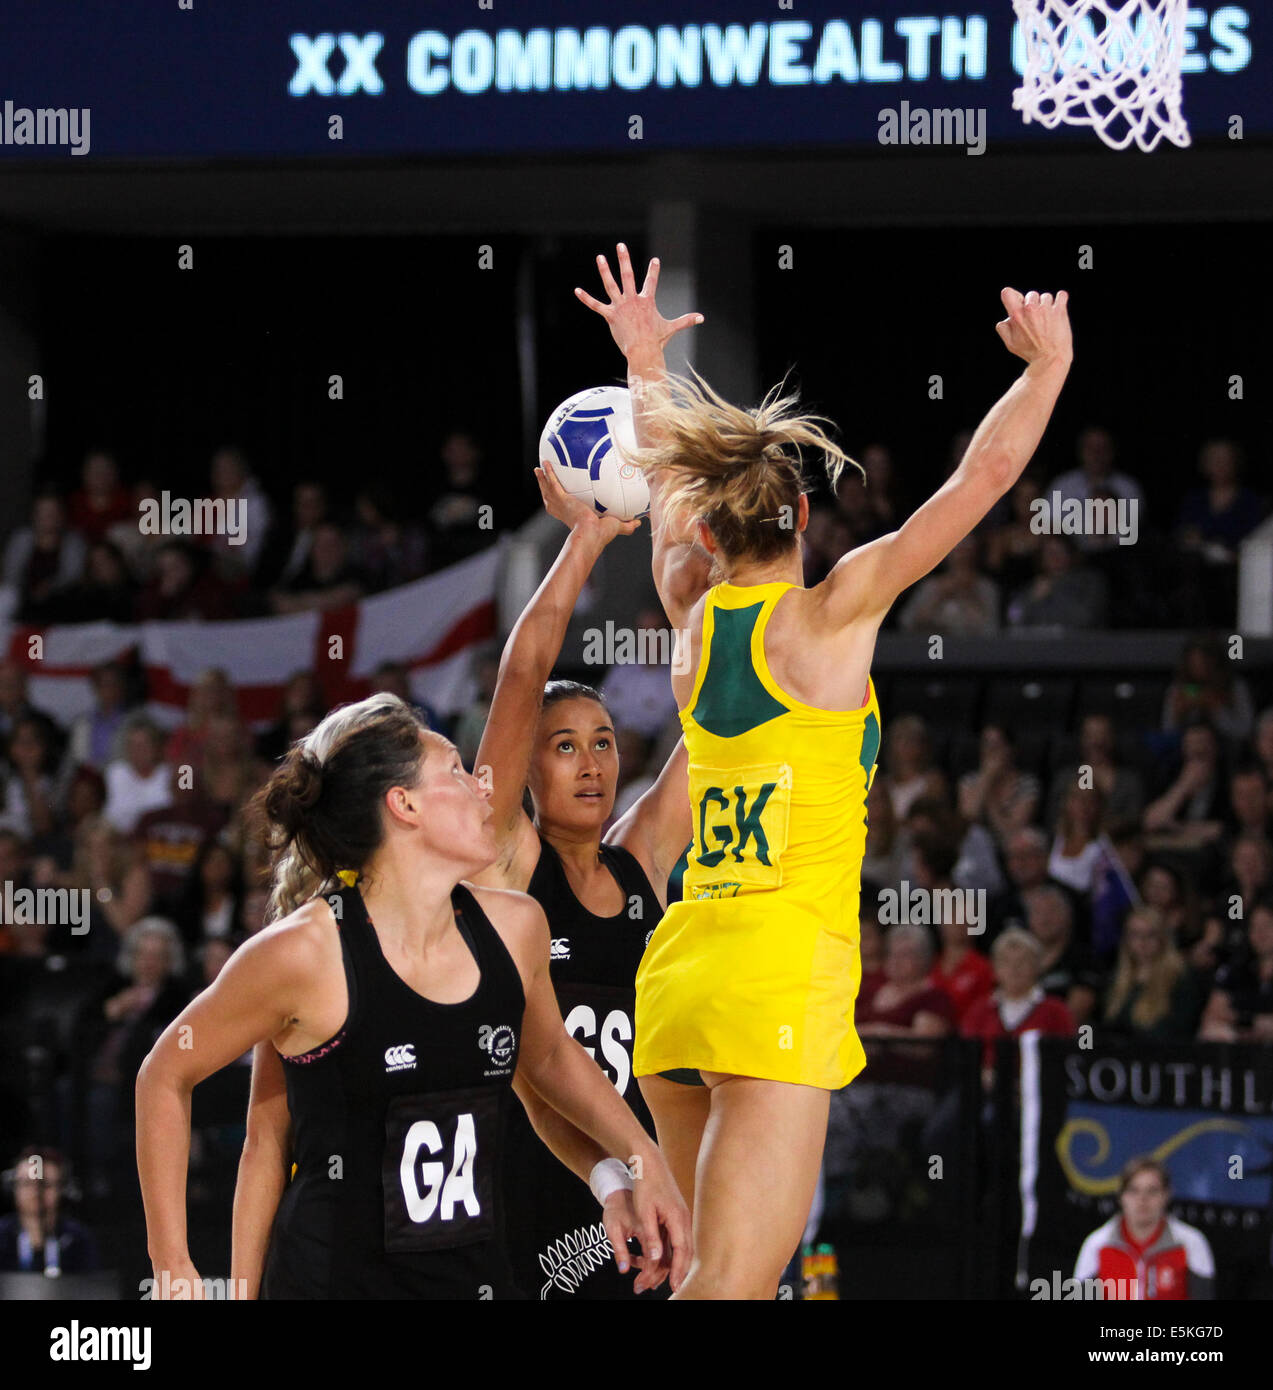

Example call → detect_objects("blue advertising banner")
0 1 1264 162
1019 1038 1273 1297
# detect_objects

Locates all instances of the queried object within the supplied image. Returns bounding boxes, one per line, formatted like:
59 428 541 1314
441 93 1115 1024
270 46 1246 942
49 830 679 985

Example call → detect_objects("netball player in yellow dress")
577 245 1073 1298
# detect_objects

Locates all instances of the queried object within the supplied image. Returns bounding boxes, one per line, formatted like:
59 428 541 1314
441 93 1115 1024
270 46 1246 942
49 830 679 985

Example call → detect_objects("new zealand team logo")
477 1023 517 1071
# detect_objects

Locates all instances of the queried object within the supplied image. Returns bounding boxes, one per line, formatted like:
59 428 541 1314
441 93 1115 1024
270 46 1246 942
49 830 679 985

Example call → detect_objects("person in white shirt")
103 716 173 835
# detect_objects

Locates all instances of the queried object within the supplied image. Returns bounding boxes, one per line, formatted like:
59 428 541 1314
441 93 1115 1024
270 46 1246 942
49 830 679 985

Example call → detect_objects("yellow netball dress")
634 580 881 1090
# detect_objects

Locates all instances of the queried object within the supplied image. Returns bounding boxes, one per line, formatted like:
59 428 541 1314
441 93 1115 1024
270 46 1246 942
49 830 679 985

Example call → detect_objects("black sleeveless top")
261 883 526 1300
502 837 667 1301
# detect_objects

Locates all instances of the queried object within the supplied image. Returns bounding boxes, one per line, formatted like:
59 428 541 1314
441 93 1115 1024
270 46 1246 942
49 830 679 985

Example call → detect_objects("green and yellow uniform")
635 581 881 1090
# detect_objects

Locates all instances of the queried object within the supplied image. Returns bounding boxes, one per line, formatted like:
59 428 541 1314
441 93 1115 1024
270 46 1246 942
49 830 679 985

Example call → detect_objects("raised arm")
231 1042 292 1299
576 244 709 629
606 738 691 910
826 288 1073 625
472 466 637 887
136 924 313 1296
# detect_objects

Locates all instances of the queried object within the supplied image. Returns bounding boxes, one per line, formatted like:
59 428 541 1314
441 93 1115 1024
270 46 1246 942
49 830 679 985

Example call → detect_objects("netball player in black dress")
469 464 704 1300
134 693 690 1299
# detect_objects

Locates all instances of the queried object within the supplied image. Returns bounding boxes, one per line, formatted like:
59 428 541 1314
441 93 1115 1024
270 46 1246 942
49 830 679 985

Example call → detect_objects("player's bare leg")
672 1073 830 1300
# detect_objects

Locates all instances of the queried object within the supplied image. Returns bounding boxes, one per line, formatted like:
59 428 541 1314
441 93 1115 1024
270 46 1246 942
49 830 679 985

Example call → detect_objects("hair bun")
266 748 324 835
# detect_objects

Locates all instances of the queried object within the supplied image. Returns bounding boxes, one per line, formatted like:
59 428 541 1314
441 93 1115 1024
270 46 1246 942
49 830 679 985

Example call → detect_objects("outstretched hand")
996 288 1072 368
535 464 640 541
575 242 704 362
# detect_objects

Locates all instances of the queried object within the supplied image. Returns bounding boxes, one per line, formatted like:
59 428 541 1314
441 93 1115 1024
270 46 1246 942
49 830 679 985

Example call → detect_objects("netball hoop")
1012 0 1192 152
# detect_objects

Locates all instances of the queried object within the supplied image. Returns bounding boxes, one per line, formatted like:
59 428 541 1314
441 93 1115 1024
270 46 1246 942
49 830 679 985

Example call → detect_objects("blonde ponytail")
628 369 860 563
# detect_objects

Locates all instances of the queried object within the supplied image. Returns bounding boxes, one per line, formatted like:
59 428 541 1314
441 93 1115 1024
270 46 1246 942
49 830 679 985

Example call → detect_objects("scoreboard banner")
0 1 1265 162
1018 1036 1273 1290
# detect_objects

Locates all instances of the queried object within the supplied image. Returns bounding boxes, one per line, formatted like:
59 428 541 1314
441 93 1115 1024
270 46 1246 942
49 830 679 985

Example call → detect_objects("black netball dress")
261 883 526 1299
501 838 668 1301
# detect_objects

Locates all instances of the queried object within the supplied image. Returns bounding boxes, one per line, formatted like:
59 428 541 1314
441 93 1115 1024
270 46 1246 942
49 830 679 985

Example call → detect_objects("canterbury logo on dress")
477 1023 516 1072
384 1043 417 1072
550 937 571 961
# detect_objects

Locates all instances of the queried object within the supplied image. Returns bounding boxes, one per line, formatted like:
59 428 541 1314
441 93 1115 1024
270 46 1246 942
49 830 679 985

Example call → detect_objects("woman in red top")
961 927 1074 1086
929 913 995 1026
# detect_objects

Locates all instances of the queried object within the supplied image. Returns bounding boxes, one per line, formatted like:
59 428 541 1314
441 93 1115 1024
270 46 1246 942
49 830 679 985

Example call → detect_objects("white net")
1012 0 1192 152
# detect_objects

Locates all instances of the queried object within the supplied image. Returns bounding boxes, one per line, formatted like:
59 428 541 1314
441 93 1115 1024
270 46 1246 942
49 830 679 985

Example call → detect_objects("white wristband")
589 1157 634 1205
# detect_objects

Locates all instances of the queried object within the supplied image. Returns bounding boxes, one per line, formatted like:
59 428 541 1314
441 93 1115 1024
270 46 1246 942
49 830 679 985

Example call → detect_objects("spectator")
1074 1157 1214 1300
103 716 172 835
961 927 1075 1079
175 838 243 947
0 717 58 842
62 814 153 944
269 523 366 614
1006 535 1108 629
833 471 890 549
269 480 330 590
369 661 439 733
1176 439 1267 624
879 715 948 822
987 826 1083 941
3 494 87 620
133 540 234 622
1048 785 1107 896
1138 862 1202 961
67 450 133 544
1089 822 1144 964
928 909 995 1028
255 671 327 765
957 724 1040 847
1161 636 1253 744
238 884 272 937
1228 764 1272 840
58 663 133 797
1024 883 1101 1026
0 662 63 753
1101 907 1202 1042
0 1146 101 1275
984 473 1046 601
801 506 855 587
1142 720 1227 847
205 446 272 581
598 606 680 741
858 912 885 998
352 484 429 590
133 766 230 915
1254 708 1273 788
857 924 954 1038
861 776 904 891
903 796 1005 897
79 917 187 1196
898 534 1000 636
1047 713 1145 830
858 443 903 533
1198 898 1273 1043
1049 425 1145 546
105 478 164 583
163 669 236 771
1224 835 1272 917
451 647 499 769
37 539 136 625
426 428 493 568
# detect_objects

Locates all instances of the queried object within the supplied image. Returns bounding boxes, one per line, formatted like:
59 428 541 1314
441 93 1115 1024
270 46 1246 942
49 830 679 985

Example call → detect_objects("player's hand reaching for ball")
996 288 1073 370
535 463 640 543
576 242 704 364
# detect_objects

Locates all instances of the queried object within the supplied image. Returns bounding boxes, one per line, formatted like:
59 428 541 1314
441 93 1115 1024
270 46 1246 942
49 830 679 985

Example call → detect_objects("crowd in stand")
0 424 1269 1247
1 434 497 626
804 428 1268 631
